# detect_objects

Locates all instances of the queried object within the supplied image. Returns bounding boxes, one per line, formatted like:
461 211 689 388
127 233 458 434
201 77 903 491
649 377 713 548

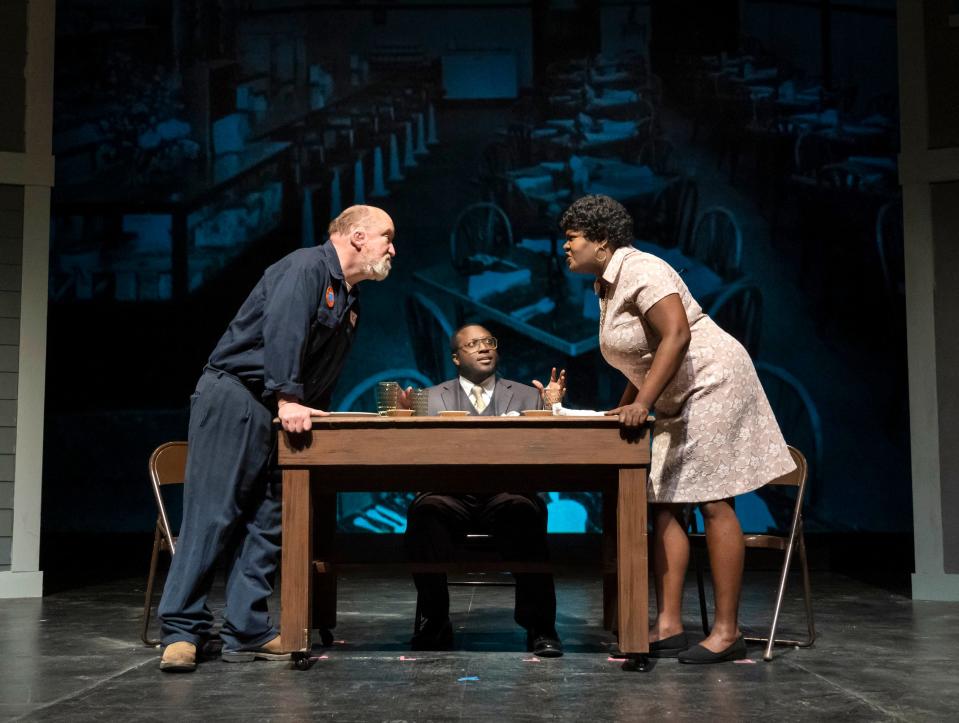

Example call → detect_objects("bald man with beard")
159 206 396 672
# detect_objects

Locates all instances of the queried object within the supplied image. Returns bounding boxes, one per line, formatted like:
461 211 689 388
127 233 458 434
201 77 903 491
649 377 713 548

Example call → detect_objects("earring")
595 247 608 263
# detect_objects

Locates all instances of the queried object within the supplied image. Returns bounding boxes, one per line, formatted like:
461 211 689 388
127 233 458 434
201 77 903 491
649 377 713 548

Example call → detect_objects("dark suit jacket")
426 376 542 416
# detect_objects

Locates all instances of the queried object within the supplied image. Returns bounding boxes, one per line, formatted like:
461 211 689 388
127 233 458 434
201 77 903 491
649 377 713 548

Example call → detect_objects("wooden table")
277 415 651 666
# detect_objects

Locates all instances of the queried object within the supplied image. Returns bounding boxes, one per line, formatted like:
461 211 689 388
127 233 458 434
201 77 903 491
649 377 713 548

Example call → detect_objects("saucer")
438 410 470 417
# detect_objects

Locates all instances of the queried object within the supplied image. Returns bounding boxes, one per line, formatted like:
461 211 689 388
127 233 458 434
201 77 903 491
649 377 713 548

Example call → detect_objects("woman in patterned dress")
560 195 795 664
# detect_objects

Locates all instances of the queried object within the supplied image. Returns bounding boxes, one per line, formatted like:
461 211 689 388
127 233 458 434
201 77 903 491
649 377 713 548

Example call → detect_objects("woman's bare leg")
649 503 688 642
699 498 744 651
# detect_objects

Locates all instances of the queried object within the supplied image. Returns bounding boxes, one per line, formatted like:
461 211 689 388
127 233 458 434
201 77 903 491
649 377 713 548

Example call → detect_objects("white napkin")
552 403 607 416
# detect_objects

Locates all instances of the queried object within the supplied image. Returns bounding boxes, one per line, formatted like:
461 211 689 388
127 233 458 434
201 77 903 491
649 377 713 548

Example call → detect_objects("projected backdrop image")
43 0 907 540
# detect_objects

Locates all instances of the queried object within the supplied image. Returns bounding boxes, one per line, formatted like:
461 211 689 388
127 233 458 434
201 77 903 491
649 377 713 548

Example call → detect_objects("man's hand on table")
277 396 329 433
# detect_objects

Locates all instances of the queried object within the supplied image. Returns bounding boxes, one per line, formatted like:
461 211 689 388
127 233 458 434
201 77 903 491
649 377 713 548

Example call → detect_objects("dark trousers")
157 369 280 651
405 492 557 633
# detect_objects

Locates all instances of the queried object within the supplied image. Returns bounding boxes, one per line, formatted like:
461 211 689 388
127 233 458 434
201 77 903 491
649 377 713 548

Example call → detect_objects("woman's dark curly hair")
559 195 634 249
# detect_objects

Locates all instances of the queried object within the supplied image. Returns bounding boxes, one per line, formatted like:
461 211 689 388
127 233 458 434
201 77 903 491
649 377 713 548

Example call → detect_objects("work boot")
159 641 197 673
221 634 292 663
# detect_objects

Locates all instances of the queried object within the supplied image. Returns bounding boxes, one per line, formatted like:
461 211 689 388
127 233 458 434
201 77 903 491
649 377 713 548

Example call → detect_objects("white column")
0 0 54 599
899 0 959 601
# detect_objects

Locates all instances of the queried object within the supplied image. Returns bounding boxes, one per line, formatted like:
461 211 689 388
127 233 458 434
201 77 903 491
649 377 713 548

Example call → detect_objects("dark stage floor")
1 570 955 721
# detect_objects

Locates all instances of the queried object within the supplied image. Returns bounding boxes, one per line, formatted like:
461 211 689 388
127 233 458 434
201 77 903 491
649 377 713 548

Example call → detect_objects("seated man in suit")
403 323 566 658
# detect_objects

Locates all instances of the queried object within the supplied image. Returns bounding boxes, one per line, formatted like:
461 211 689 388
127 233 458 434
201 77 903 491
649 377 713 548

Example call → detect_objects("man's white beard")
368 256 391 280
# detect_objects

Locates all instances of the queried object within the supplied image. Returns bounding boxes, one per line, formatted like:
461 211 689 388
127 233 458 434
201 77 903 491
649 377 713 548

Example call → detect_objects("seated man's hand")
396 386 414 410
277 399 329 433
532 367 567 406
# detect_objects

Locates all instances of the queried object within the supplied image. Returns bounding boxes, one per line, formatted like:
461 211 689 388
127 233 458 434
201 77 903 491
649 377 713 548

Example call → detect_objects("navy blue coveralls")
158 242 359 651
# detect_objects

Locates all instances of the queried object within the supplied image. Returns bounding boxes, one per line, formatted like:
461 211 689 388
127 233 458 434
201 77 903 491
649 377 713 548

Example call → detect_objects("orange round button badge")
325 286 335 308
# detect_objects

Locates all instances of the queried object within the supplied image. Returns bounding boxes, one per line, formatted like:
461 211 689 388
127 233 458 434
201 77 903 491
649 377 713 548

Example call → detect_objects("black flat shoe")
678 635 747 664
410 617 453 651
649 631 689 658
526 630 564 658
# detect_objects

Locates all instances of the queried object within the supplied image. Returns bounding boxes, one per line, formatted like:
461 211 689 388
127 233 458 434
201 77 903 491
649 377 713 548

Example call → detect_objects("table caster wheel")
319 628 334 647
622 654 651 672
291 652 315 671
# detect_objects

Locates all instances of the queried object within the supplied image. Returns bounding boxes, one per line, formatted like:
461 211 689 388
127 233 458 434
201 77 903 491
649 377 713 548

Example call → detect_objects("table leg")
312 491 337 639
602 489 617 630
616 467 648 655
281 468 312 653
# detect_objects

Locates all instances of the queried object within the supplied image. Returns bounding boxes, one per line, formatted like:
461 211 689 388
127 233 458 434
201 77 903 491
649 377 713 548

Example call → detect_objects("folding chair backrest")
769 445 807 490
148 441 187 553
746 445 809 547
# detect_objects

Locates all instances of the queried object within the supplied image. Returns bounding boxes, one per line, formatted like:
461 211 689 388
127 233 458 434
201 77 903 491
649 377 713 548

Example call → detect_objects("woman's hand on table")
606 401 650 428
277 399 329 433
532 367 567 405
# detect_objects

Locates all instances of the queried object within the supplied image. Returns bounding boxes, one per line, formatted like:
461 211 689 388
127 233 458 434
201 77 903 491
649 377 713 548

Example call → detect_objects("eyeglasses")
457 336 498 352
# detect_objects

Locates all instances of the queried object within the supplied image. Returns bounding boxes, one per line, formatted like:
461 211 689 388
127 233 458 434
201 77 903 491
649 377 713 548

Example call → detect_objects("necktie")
470 385 487 413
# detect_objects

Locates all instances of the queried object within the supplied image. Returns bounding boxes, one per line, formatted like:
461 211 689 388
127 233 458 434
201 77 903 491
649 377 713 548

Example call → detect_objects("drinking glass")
410 388 430 416
375 381 400 415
